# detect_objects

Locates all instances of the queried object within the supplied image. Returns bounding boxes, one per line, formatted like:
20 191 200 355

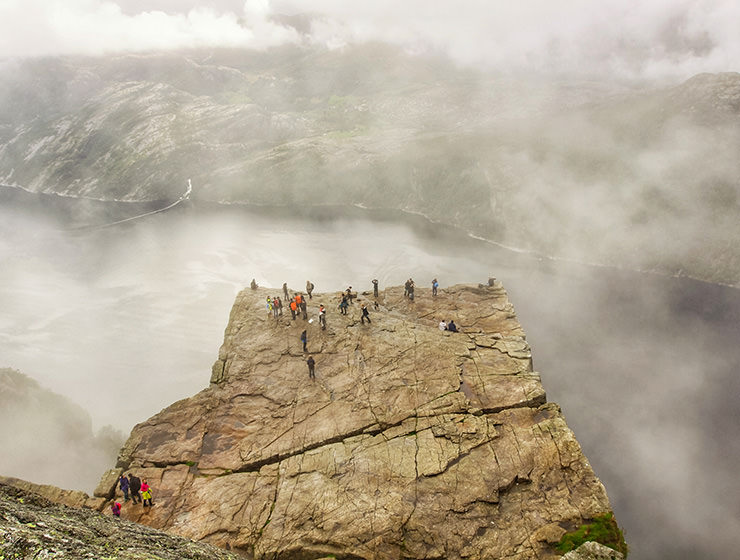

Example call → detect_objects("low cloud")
2 1 738 80
0 0 299 58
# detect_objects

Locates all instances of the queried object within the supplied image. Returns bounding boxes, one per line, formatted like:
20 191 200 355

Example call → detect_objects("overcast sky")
0 1 738 81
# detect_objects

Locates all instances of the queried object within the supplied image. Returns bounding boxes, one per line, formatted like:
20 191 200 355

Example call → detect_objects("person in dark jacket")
447 320 458 332
129 473 142 504
372 279 379 298
306 355 315 379
361 304 371 324
300 330 307 352
119 474 130 502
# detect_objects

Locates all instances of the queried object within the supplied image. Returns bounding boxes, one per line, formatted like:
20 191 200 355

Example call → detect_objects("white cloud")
1 0 738 80
0 0 298 58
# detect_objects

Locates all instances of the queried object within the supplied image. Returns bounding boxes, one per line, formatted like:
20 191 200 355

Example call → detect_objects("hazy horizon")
2 1 739 83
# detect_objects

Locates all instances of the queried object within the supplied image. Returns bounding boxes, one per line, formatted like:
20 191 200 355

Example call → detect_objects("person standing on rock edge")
306 280 314 299
282 282 289 300
250 278 258 290
361 304 371 324
128 473 142 504
119 474 130 502
372 279 379 298
301 329 307 352
307 355 316 379
432 278 439 296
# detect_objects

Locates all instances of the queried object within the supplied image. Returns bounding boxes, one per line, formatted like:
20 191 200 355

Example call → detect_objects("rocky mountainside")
95 281 617 559
0 480 240 559
1 48 738 285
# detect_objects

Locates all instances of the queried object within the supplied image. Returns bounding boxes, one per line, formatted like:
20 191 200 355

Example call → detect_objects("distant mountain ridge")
1 47 738 285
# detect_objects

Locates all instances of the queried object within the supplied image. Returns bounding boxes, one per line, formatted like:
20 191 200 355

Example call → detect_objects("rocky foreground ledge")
97 281 616 559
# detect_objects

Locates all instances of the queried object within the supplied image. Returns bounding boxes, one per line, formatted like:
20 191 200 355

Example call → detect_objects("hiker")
404 279 410 297
306 280 314 299
276 296 283 316
373 300 379 311
447 320 458 333
250 278 258 290
141 480 153 507
300 329 307 352
300 298 308 320
319 304 326 330
266 297 273 318
408 279 415 301
111 501 122 518
272 297 279 319
339 295 348 315
290 298 297 320
119 474 130 502
438 320 447 331
361 304 371 324
432 278 439 296
129 473 142 504
282 282 289 299
372 279 379 298
306 355 316 379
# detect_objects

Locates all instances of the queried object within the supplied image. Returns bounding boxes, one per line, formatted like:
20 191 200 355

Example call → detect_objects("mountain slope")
1 49 738 284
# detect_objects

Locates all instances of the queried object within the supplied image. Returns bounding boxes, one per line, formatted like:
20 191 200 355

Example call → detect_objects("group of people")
259 277 459 382
112 473 154 517
438 319 458 332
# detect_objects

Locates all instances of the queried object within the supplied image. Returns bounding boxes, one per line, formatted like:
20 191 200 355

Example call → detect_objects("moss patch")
556 513 628 557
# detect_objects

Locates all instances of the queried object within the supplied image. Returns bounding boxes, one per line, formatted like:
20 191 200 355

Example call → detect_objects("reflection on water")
1 187 739 560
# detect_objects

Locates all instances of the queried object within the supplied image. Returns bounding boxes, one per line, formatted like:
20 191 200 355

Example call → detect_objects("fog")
1 188 739 559
1 2 739 559
2 1 739 80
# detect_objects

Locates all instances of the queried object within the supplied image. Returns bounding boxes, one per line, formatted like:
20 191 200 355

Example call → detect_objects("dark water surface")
1 187 738 560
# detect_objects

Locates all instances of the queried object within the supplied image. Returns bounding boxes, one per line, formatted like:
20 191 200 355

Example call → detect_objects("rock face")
0 481 240 560
104 282 614 559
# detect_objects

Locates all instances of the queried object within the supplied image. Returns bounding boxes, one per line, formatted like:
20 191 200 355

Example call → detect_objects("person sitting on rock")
438 320 447 331
447 320 458 332
250 278 258 290
111 501 122 517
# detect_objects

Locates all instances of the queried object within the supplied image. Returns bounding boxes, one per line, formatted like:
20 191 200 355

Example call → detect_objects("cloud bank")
1 0 738 80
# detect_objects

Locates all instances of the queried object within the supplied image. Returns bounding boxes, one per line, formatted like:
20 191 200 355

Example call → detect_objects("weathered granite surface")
0 481 240 559
102 282 615 559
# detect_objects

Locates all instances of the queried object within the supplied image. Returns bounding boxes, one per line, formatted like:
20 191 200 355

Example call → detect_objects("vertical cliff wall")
100 282 615 559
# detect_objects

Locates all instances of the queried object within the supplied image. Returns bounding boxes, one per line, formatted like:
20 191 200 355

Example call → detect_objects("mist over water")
2 187 739 559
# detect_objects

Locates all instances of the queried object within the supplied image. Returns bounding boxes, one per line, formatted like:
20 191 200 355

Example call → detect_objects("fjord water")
1 187 738 560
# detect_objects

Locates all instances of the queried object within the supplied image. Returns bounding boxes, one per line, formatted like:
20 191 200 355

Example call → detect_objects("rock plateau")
99 281 616 559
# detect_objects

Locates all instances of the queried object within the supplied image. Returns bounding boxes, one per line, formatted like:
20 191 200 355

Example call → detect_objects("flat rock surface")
105 282 614 559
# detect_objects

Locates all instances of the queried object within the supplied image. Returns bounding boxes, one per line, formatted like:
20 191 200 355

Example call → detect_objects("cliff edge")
99 281 615 559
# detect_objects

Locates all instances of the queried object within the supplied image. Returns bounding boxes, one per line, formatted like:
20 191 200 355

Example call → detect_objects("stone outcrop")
0 475 105 511
0 481 240 560
102 282 615 559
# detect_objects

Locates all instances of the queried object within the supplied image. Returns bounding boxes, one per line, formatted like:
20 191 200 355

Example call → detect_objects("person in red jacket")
111 501 122 517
